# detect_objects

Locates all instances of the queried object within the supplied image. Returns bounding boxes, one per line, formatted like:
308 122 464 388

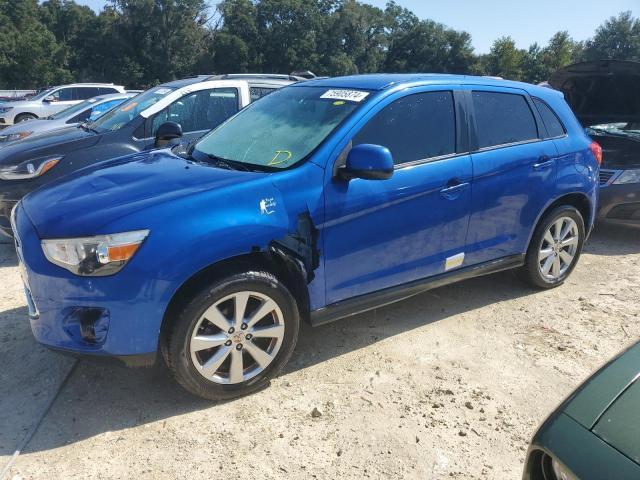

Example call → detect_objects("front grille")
599 169 619 186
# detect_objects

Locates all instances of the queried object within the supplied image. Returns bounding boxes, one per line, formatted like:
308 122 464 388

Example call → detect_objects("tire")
163 271 299 401
517 205 585 289
14 113 37 123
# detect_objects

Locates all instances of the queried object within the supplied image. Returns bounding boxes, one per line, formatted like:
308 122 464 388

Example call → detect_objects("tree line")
0 0 638 89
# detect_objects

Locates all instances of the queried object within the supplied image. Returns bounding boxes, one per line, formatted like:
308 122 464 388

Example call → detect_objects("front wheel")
517 205 585 289
163 271 299 401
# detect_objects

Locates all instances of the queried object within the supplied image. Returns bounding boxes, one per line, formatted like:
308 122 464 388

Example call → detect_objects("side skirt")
309 254 525 327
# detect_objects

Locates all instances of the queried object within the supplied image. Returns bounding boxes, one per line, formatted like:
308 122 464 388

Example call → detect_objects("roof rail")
290 70 317 79
206 73 304 82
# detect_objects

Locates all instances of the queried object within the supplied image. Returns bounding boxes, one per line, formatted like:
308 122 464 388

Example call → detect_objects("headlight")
613 169 640 184
0 131 33 143
551 458 575 480
42 230 149 276
0 155 62 180
0 106 13 114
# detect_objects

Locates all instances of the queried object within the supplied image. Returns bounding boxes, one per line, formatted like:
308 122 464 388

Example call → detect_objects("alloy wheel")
189 291 285 384
538 216 579 281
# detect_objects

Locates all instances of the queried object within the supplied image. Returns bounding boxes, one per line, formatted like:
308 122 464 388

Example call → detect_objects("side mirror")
43 96 56 103
155 121 183 148
339 144 394 181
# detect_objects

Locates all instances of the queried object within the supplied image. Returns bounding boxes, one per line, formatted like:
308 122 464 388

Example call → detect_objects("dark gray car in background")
549 60 640 226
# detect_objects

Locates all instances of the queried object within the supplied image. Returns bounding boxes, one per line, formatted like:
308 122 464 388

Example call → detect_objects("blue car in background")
11 74 600 400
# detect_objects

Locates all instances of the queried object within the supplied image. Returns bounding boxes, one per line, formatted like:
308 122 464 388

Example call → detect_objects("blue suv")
12 74 600 400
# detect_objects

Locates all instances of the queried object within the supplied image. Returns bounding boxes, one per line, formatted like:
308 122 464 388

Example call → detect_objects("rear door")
465 87 558 265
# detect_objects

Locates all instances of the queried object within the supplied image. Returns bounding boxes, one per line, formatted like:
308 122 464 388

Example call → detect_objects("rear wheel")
163 271 299 401
14 113 37 123
517 206 585 289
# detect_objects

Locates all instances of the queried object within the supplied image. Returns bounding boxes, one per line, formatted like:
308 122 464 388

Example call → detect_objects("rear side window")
250 87 276 102
533 98 566 138
353 91 456 165
472 91 538 149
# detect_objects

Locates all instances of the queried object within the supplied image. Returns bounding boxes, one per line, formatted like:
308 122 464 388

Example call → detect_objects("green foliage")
582 11 640 61
0 0 637 89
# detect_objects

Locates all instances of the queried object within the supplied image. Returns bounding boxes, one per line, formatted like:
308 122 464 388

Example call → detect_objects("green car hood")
564 342 640 429
592 377 640 465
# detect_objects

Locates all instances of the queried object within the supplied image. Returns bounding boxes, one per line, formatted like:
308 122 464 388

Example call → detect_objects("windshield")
48 98 98 120
193 86 370 169
587 122 640 139
90 87 175 133
30 87 57 101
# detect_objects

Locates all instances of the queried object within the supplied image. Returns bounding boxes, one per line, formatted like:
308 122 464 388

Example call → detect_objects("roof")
295 73 556 96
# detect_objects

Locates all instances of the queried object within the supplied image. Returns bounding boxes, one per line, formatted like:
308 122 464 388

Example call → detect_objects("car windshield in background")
48 98 97 120
29 87 57 101
587 122 640 139
91 87 175 133
193 86 370 169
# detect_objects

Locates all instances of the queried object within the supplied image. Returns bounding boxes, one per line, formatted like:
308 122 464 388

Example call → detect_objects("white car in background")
0 93 136 146
0 83 126 126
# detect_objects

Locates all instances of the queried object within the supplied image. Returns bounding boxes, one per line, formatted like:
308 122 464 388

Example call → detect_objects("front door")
146 87 241 147
322 89 473 304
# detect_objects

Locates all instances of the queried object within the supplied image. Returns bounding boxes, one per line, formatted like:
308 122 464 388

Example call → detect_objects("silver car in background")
0 83 126 126
0 93 135 146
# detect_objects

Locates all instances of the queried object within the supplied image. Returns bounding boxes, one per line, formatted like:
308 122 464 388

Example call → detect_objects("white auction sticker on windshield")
320 89 369 102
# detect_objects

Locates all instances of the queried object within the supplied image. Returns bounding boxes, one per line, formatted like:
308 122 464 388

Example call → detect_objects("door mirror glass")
339 144 393 181
155 121 183 148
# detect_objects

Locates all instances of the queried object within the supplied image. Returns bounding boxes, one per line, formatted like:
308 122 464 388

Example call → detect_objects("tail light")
589 141 602 166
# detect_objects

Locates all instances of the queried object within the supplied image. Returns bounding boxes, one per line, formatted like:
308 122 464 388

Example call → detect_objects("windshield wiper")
204 154 254 172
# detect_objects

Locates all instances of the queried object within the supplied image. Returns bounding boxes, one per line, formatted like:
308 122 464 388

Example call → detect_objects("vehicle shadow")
7 268 538 456
585 223 640 256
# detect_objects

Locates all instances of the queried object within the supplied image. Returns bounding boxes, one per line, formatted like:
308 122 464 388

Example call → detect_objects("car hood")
0 100 38 109
591 375 640 465
22 149 263 238
0 125 99 167
562 340 640 430
549 60 640 126
0 119 67 141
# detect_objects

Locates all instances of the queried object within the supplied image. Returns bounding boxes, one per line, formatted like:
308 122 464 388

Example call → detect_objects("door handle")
440 181 469 198
533 156 553 170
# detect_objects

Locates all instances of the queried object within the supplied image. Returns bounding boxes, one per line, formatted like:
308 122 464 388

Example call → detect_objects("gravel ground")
0 224 638 479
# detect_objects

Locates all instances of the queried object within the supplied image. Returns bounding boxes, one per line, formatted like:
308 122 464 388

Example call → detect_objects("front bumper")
598 180 640 226
12 203 170 359
0 179 35 237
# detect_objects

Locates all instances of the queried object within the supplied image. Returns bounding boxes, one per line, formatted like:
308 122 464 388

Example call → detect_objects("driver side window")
55 88 75 102
151 88 239 136
353 91 456 165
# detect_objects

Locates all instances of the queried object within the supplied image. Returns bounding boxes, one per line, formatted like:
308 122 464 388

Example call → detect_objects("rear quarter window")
472 91 538 149
533 97 566 138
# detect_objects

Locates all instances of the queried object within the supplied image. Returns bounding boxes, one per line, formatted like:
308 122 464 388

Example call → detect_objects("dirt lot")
0 224 638 480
